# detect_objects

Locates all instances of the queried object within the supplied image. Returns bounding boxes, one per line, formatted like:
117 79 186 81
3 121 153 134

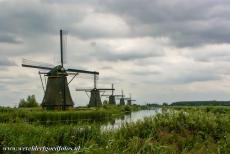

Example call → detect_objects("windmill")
101 84 122 105
76 74 114 107
22 29 99 110
115 90 126 105
127 94 136 105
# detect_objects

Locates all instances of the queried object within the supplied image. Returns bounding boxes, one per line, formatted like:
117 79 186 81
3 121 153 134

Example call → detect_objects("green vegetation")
171 101 230 106
0 105 141 124
0 109 111 124
171 105 230 113
0 106 229 153
111 108 230 154
18 95 39 108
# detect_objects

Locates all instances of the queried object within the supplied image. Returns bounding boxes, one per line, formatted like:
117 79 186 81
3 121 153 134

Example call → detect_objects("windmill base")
42 105 73 110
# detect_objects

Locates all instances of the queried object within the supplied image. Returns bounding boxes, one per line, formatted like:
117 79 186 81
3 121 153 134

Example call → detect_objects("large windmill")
101 84 122 105
22 30 99 110
127 94 136 105
76 74 114 107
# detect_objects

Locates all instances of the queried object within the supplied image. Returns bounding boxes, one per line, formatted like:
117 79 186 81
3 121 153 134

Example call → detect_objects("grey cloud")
173 73 221 84
164 63 224 84
0 57 16 66
0 84 7 91
92 50 158 62
193 55 230 63
88 38 165 62
0 74 38 84
0 0 56 37
182 44 230 62
99 76 123 83
140 71 221 85
0 34 22 44
130 70 161 76
0 0 89 44
100 66 113 70
9 0 230 47
97 0 230 47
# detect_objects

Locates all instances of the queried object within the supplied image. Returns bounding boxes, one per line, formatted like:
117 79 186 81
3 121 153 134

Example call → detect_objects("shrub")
18 95 39 108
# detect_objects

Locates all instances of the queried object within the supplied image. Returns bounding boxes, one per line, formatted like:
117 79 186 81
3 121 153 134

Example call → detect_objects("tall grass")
0 123 105 149
108 109 230 153
0 110 113 124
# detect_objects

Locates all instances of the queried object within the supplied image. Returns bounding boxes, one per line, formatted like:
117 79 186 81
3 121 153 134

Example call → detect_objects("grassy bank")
0 107 229 153
0 105 141 124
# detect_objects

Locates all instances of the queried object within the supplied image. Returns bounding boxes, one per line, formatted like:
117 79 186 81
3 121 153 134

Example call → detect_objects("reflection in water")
102 108 161 131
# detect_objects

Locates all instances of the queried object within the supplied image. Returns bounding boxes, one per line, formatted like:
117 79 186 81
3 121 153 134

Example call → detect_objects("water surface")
102 108 161 131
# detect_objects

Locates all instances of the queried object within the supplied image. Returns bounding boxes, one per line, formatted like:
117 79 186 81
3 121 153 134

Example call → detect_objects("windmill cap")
47 65 67 76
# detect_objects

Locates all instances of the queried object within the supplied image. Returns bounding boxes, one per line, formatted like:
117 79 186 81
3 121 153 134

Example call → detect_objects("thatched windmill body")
22 30 99 110
76 74 114 107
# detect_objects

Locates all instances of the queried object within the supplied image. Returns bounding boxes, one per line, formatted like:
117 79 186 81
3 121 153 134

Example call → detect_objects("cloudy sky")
1 0 230 107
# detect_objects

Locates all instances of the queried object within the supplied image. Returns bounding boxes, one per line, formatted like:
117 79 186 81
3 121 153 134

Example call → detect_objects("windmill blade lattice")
22 59 54 70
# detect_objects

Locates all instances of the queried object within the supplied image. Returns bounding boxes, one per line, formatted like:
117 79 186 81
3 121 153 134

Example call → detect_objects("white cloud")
73 13 130 38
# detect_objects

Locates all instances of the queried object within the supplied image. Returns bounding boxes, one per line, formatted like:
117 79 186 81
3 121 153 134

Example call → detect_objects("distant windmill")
115 90 133 105
76 74 114 107
22 29 99 110
115 90 126 105
101 84 122 105
127 94 136 105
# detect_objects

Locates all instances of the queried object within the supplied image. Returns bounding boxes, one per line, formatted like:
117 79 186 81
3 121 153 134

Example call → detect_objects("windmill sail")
22 59 54 70
67 68 99 75
60 29 68 66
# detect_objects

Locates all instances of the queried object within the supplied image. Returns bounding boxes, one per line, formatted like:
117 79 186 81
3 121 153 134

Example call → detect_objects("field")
0 105 229 153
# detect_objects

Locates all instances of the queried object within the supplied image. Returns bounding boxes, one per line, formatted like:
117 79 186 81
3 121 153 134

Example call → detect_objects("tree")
162 102 168 106
18 95 39 108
